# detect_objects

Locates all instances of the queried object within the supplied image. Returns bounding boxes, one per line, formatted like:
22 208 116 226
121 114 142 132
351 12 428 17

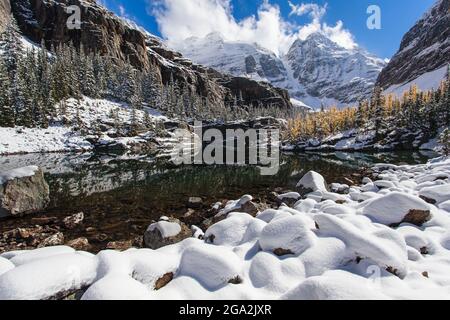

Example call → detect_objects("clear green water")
0 150 438 251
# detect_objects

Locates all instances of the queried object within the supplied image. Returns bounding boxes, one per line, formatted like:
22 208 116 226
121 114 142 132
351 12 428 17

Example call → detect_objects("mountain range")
178 32 387 109
177 0 449 109
3 0 292 110
1 0 449 111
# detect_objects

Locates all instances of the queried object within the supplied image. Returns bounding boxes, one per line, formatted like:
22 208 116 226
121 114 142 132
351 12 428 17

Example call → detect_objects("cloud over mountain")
147 0 357 56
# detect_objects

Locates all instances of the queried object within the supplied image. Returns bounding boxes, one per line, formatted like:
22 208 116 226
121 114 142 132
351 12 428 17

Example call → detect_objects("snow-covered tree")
371 85 385 137
0 17 23 77
0 56 14 127
441 128 450 156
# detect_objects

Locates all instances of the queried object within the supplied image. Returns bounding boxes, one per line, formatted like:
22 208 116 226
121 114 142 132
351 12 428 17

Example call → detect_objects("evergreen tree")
441 128 450 156
14 57 33 127
0 56 14 127
0 17 23 76
371 85 384 137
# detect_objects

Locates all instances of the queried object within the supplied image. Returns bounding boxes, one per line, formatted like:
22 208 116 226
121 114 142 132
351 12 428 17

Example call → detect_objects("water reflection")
0 150 437 217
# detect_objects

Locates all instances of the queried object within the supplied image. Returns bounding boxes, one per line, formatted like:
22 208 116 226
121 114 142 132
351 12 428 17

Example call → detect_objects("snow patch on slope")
385 66 448 97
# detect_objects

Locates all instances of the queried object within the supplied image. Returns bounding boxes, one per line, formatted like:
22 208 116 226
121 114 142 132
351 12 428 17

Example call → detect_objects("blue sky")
100 0 436 59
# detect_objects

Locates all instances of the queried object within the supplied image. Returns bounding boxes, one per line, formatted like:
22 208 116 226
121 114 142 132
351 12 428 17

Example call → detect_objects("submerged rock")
187 197 203 209
63 212 85 230
0 166 50 218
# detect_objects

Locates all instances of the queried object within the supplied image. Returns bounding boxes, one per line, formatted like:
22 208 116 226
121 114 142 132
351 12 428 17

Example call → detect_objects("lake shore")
1 155 449 299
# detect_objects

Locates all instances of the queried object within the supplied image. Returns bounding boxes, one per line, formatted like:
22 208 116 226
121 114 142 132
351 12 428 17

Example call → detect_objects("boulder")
276 192 301 207
0 166 50 218
296 171 328 195
144 217 192 249
216 195 259 220
330 183 350 194
187 197 203 209
362 192 432 226
106 240 134 251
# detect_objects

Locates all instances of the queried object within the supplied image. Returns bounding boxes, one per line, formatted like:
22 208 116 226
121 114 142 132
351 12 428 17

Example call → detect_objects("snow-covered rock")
0 253 97 300
283 270 390 300
419 185 450 205
81 275 150 300
296 171 328 194
204 213 265 246
362 192 432 226
0 156 449 300
178 244 242 289
144 218 192 249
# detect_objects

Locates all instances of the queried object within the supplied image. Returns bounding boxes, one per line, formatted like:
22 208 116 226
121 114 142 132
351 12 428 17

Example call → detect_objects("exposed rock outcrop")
0 0 10 32
377 0 450 89
0 166 50 217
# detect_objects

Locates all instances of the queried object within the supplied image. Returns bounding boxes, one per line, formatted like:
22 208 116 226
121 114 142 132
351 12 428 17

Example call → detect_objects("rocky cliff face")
377 0 450 90
0 0 10 32
9 0 291 109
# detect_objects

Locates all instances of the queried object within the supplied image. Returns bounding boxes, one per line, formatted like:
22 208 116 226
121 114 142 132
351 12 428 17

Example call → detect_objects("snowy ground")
1 156 450 300
284 127 445 153
0 97 166 155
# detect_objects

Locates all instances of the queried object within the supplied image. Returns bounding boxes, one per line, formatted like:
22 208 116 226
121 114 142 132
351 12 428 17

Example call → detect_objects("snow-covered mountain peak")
177 32 289 86
285 33 386 108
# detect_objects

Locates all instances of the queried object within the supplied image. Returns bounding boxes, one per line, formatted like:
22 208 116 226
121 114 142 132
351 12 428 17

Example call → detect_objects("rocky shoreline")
0 164 370 254
0 156 449 299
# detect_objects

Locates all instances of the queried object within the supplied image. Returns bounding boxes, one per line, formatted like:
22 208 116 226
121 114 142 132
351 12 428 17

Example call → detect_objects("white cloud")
118 5 126 17
288 2 327 21
147 0 357 56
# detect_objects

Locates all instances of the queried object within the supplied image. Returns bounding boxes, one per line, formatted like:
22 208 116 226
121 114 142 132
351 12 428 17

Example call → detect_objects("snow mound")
205 213 266 246
0 156 450 300
362 192 432 225
260 216 316 256
419 185 450 205
0 253 97 300
282 270 388 300
179 244 242 289
81 275 150 300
